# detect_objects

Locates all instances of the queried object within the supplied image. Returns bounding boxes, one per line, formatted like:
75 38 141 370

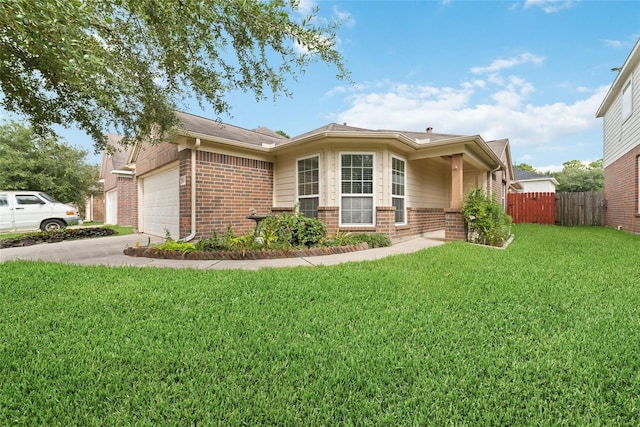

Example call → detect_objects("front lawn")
1 224 638 424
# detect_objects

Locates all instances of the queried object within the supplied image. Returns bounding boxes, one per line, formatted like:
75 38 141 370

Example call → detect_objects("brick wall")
187 150 274 238
407 208 445 236
317 206 339 234
116 176 137 229
604 145 640 234
136 141 180 176
444 208 467 241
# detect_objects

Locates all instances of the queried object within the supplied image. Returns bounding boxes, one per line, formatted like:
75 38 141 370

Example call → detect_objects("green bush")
461 187 512 247
261 211 327 249
341 232 392 248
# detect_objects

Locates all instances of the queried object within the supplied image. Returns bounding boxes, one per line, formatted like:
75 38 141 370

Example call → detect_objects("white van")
0 191 82 232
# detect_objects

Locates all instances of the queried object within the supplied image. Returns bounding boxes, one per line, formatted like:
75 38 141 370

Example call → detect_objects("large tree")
553 159 604 192
0 0 348 151
0 120 99 209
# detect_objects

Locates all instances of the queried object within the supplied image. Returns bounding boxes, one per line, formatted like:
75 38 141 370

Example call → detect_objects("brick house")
101 112 517 242
596 38 640 235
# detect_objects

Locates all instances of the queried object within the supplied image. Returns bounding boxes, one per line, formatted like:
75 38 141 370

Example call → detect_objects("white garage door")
142 168 179 238
105 189 118 225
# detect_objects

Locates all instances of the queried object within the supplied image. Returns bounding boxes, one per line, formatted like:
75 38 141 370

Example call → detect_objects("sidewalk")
0 230 446 270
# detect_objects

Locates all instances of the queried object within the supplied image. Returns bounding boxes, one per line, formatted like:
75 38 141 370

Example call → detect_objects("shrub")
155 241 196 253
461 187 512 247
341 232 392 248
261 211 327 249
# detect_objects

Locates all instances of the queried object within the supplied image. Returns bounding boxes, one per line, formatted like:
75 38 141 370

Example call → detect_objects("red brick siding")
407 208 445 236
444 208 467 241
88 194 105 222
116 176 137 229
186 150 273 238
317 206 339 234
136 141 180 176
605 145 640 234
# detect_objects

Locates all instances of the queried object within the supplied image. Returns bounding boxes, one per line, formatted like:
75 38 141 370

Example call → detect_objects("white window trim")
339 152 376 227
622 79 632 121
296 154 321 217
391 155 407 225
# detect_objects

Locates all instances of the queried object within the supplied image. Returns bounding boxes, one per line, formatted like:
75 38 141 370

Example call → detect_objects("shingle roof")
290 123 465 143
514 168 551 181
176 111 286 146
486 139 508 158
105 134 132 170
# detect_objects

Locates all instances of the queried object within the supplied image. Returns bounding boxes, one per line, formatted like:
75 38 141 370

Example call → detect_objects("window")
16 195 44 205
622 80 632 120
297 156 319 218
0 196 7 207
341 153 374 225
391 157 406 224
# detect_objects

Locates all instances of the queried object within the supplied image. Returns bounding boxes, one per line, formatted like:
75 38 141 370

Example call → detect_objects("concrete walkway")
0 230 446 270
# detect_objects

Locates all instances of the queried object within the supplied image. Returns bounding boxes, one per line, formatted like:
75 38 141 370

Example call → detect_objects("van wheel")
41 219 66 232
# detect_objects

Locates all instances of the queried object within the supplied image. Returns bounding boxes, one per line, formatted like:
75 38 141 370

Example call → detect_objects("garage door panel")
142 168 179 238
105 190 117 225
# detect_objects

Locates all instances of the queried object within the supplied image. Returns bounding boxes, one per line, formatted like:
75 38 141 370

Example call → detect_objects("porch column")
450 154 464 209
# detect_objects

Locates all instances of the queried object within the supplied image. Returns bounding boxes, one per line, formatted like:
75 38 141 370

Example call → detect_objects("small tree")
461 187 512 247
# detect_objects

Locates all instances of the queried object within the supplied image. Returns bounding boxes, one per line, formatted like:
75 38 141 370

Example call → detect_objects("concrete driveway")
0 230 446 270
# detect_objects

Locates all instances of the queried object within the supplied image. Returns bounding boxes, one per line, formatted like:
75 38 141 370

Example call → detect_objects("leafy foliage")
0 227 115 248
261 211 327 249
0 0 349 150
338 232 392 248
461 187 512 246
0 121 100 209
553 162 604 192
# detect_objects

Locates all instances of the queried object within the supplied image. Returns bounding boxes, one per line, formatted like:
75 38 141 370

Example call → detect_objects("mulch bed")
123 242 369 260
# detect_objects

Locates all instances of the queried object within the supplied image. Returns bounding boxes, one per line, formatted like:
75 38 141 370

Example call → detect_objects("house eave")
596 38 640 118
175 129 272 153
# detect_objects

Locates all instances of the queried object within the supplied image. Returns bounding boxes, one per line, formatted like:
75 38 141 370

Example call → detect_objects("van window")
0 196 7 207
38 192 60 203
16 195 44 205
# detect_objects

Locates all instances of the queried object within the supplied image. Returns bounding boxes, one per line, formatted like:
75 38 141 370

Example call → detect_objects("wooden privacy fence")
507 192 555 224
555 191 605 226
507 192 605 226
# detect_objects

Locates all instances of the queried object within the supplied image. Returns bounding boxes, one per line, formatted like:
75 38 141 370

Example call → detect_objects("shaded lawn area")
1 224 639 425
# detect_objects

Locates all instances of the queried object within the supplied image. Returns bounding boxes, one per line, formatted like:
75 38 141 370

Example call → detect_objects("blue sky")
5 0 640 171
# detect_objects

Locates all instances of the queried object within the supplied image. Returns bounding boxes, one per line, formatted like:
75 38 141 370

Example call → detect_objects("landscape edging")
123 242 370 260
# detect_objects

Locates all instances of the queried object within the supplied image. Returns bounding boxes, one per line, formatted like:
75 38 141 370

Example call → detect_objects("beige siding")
407 159 449 208
604 66 640 167
273 152 297 206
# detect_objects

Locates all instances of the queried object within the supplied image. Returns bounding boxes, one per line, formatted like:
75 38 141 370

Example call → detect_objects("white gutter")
179 138 200 242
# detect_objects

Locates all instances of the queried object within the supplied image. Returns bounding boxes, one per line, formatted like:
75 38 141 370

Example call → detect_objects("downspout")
179 138 200 242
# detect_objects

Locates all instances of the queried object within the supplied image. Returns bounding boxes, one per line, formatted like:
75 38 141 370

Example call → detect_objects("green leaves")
0 0 349 151
0 121 99 208
461 187 513 246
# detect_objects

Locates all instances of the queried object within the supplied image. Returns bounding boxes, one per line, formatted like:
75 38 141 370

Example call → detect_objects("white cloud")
296 0 317 16
329 80 607 155
471 52 545 74
523 0 576 14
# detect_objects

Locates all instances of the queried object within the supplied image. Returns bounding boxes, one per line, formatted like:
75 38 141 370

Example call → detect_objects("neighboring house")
596 38 640 235
512 168 558 193
102 112 517 241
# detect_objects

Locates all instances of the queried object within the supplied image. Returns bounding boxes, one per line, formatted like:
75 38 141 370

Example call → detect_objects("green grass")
1 224 639 425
